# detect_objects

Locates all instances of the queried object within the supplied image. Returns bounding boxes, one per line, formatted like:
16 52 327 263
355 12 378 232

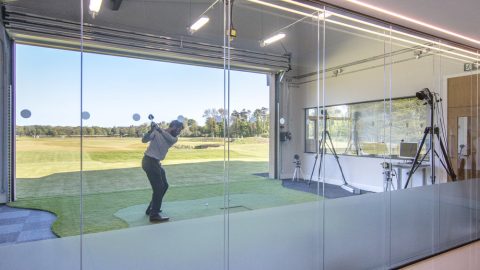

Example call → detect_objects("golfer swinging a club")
142 116 184 223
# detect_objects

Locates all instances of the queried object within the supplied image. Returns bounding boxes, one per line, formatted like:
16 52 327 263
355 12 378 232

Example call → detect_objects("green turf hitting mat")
115 193 289 227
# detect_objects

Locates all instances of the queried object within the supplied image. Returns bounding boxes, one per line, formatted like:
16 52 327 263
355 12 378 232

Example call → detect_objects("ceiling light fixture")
189 16 210 34
346 0 480 45
89 0 103 17
261 33 286 47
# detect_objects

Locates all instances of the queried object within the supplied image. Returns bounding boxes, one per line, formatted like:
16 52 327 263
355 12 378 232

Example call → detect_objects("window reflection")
305 97 427 158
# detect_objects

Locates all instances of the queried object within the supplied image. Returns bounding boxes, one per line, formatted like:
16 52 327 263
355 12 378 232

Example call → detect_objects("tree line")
16 107 269 138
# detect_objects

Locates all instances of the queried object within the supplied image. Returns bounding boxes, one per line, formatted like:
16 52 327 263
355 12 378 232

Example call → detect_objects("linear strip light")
189 16 210 33
89 0 103 13
261 33 286 47
346 0 480 46
283 0 479 58
247 0 320 20
326 18 478 62
280 0 331 18
331 12 480 58
249 0 479 62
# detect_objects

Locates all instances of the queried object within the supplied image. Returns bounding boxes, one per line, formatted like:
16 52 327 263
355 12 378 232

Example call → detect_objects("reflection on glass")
457 116 469 180
457 116 469 157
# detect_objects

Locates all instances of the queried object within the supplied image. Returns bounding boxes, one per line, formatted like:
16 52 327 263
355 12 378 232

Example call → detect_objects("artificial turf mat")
115 193 292 227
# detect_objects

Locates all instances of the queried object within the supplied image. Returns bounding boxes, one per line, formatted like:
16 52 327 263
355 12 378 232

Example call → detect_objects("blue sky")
16 44 269 127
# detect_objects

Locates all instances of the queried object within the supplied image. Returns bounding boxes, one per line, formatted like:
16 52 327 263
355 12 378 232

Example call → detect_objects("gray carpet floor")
0 205 57 246
282 179 370 198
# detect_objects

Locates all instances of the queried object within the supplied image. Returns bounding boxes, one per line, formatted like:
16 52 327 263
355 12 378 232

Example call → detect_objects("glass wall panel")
385 26 480 267
477 50 480 245
2 1 480 270
81 1 226 269
323 8 392 269
227 1 324 269
1 1 83 269
388 29 438 268
437 41 479 253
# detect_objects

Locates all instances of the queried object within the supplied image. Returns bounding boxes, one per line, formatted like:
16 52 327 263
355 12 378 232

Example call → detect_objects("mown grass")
15 137 268 179
11 137 318 237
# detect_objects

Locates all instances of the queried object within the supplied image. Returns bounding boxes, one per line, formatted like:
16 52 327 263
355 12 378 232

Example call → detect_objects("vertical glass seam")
321 7 326 270
80 0 84 269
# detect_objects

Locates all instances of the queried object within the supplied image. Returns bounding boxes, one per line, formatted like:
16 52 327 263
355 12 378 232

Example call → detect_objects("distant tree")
187 119 200 136
203 108 220 138
14 107 269 139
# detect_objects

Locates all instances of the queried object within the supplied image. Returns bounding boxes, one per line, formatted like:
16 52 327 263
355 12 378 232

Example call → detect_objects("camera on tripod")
292 154 305 182
403 88 456 189
380 161 391 170
381 162 395 191
293 154 301 165
416 88 435 105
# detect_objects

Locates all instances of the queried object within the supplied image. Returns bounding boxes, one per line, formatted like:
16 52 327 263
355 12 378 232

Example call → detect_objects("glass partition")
81 1 226 269
323 6 392 269
3 0 83 269
1 1 480 270
436 41 479 253
227 0 324 269
387 30 438 268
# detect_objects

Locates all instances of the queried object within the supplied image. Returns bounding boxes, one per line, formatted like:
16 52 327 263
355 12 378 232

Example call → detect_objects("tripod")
403 127 456 188
381 162 396 191
403 89 456 189
292 156 305 182
308 111 360 194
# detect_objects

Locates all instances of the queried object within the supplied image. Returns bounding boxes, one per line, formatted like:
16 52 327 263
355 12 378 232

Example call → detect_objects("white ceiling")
320 0 480 50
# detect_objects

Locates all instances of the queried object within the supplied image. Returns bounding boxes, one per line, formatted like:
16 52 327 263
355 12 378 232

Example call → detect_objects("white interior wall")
279 53 464 192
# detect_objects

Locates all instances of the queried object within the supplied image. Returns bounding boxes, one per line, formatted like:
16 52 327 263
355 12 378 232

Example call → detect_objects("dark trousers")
142 155 169 216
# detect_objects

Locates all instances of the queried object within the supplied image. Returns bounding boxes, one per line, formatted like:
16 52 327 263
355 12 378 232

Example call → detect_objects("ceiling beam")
110 0 123 11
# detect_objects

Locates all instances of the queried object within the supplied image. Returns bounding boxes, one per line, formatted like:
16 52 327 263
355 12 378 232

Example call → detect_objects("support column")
268 73 276 179
0 20 13 204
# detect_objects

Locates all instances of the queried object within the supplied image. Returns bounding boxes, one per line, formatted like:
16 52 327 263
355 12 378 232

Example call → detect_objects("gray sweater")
142 128 178 161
